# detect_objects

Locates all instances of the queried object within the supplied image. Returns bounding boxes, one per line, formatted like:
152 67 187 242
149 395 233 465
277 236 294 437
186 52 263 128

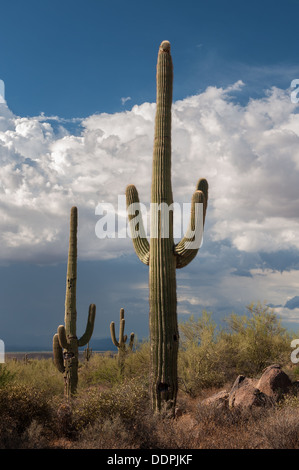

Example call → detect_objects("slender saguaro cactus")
110 308 134 376
126 41 208 414
83 342 93 362
53 207 96 398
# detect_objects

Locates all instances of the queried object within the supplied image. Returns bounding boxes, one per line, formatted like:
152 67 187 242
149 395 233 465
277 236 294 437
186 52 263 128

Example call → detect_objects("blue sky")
2 0 299 117
1 0 299 350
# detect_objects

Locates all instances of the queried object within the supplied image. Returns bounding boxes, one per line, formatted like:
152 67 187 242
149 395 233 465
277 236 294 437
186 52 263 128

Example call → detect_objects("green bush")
0 301 294 448
78 352 121 388
4 358 63 397
178 302 293 396
0 383 55 448
178 311 226 393
72 377 149 433
78 342 150 390
121 340 150 382
221 302 292 376
0 364 14 388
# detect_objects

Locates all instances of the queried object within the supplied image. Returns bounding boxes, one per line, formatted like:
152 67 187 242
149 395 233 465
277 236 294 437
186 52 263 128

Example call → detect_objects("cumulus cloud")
0 82 298 272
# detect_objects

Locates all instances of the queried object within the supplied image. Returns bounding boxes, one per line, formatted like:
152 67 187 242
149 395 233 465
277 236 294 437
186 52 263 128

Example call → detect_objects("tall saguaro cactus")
53 206 96 398
110 308 134 376
126 41 208 414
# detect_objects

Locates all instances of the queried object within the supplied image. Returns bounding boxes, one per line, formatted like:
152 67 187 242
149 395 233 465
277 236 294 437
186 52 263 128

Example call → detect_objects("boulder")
199 365 293 412
228 375 271 409
256 364 292 400
200 390 229 409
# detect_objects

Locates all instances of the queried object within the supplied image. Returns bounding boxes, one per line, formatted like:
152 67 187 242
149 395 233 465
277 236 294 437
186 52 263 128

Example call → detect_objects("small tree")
221 301 292 376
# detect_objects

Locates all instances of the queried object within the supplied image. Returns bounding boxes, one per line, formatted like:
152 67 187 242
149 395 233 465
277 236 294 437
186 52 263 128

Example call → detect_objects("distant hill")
5 337 118 353
82 337 118 352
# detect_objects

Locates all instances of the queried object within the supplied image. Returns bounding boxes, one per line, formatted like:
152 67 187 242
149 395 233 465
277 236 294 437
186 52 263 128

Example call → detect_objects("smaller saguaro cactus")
53 206 96 398
23 354 29 365
110 308 134 376
83 342 93 362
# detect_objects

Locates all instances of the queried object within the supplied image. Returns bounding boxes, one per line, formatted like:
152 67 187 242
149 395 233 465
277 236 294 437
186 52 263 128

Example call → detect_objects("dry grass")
1 375 299 449
1 303 299 450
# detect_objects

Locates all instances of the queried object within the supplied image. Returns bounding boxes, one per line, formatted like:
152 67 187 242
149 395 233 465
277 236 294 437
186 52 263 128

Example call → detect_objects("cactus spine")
126 41 208 414
53 206 96 398
110 308 134 376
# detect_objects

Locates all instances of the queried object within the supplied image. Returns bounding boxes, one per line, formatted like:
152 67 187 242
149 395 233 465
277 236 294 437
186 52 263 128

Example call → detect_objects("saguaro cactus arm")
110 321 120 348
128 333 135 351
78 304 96 347
57 324 68 349
174 178 208 268
126 184 150 265
53 333 65 373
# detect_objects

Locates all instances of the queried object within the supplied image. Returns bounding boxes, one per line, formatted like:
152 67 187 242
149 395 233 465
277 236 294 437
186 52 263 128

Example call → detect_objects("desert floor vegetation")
1 303 299 450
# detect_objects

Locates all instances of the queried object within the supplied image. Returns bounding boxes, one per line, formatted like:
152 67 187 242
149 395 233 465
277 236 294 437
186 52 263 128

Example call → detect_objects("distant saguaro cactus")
53 207 96 398
126 41 208 414
83 342 93 362
110 308 134 376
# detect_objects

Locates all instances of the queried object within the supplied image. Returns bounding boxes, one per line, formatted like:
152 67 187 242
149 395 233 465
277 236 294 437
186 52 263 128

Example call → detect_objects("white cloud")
0 83 298 267
275 307 299 324
121 96 131 105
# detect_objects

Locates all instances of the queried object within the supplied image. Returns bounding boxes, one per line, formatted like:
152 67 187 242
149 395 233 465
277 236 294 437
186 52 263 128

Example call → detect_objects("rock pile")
200 364 293 410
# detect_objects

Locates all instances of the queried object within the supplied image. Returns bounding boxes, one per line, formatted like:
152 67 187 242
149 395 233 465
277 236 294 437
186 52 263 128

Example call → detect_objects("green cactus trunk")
53 207 96 398
64 205 79 396
126 41 208 414
149 41 178 412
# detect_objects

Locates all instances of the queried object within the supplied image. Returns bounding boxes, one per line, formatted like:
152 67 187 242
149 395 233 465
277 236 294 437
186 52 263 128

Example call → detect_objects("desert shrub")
178 303 293 396
220 302 292 376
287 363 299 381
121 340 150 381
75 397 196 449
79 342 150 390
72 376 149 433
4 358 63 397
76 411 196 449
0 364 14 387
178 311 227 395
75 395 269 450
17 420 51 449
75 415 140 449
192 401 272 449
254 407 299 449
78 352 121 389
178 342 226 395
0 383 55 448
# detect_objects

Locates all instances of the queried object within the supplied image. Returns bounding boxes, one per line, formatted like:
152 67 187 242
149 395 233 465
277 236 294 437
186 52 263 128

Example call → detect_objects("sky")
1 0 299 350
